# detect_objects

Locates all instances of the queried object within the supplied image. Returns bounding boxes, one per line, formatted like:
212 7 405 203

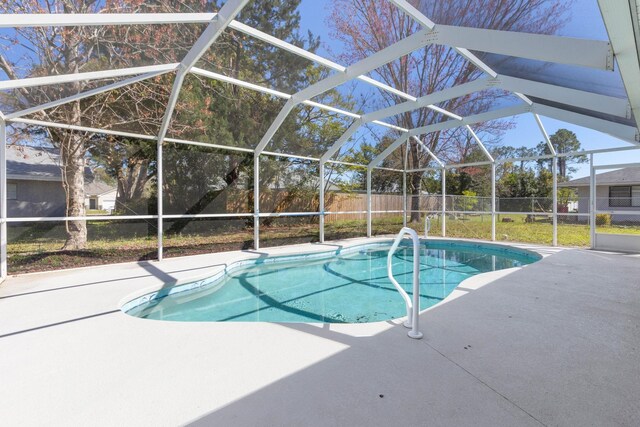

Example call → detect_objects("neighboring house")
559 167 640 222
7 145 116 217
84 181 117 212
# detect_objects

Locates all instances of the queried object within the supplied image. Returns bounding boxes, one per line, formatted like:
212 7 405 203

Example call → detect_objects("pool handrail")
387 227 423 339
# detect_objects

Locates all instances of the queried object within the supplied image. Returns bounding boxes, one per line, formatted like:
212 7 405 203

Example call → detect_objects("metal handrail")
387 227 423 339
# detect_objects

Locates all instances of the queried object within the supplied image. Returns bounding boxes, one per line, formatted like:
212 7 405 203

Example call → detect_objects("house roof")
559 167 640 187
7 145 61 181
85 180 116 197
7 145 116 194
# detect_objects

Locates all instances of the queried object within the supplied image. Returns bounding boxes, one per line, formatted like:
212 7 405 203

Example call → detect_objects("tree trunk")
61 131 87 250
115 158 152 211
409 171 421 223
409 143 421 223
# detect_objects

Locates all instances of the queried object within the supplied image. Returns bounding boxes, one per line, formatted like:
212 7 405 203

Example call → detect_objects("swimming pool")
123 240 540 323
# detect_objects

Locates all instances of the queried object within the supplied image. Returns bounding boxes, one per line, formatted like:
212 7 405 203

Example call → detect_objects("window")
633 186 640 207
7 183 16 200
609 185 640 207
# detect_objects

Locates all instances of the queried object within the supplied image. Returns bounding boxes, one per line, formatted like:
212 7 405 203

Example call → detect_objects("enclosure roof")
0 0 639 169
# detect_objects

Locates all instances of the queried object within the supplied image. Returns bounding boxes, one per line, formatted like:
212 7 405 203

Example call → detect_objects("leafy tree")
339 135 403 192
88 136 156 215
536 128 587 179
460 190 478 212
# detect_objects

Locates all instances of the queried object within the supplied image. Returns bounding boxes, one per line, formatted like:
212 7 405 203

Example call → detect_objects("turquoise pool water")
124 240 540 323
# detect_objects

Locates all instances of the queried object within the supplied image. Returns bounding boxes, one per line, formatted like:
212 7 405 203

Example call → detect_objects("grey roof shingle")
7 145 61 180
7 145 116 194
559 167 640 187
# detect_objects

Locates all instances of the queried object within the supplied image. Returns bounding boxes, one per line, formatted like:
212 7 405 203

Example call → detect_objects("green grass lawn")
5 214 640 274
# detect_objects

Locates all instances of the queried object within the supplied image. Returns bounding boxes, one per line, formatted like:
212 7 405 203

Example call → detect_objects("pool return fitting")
387 227 423 339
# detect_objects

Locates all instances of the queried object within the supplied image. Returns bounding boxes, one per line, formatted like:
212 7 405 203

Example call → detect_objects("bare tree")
329 0 572 221
0 0 199 248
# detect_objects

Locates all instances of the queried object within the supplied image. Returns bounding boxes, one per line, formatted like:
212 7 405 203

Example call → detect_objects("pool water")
125 240 540 323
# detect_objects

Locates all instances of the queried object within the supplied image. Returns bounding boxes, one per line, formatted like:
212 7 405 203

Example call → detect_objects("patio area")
1 238 638 426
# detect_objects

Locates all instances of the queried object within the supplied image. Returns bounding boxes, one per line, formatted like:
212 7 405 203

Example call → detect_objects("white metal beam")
387 0 534 103
254 98 298 154
0 118 6 279
411 135 444 167
296 29 434 103
453 47 498 78
370 104 531 168
1 12 455 116
388 0 436 29
533 104 640 144
435 25 613 71
6 70 169 120
228 21 428 103
498 75 630 118
598 0 640 136
156 0 249 261
409 104 531 136
0 13 216 27
362 78 491 123
320 120 363 163
319 79 489 164
191 67 401 130
228 20 344 72
190 66 290 99
368 134 406 170
466 125 494 162
255 28 437 154
0 63 179 91
8 117 157 140
390 0 541 118
157 0 249 145
0 12 404 98
533 113 557 156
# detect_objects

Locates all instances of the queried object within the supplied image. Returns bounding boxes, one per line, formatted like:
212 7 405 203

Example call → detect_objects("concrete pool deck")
0 237 638 426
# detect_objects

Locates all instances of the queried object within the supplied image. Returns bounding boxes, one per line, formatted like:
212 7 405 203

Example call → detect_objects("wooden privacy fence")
325 193 406 221
225 190 445 222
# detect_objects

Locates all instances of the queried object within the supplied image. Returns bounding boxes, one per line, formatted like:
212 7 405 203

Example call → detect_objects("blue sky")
297 0 640 179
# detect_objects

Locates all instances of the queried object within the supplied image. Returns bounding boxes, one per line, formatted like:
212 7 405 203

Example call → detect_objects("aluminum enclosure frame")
0 2 639 278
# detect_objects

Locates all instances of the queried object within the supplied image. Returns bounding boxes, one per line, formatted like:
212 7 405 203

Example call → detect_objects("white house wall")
577 186 640 222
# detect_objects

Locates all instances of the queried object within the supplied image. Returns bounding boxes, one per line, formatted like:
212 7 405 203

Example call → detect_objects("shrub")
595 213 611 226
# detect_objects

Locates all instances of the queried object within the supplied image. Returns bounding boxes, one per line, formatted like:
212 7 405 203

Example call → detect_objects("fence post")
319 162 325 243
0 118 6 280
157 131 163 261
491 162 496 241
402 171 407 228
552 155 558 246
254 153 260 250
589 154 595 249
367 169 372 237
403 140 408 228
441 167 446 237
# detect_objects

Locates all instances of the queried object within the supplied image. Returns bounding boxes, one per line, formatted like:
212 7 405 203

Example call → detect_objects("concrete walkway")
0 239 638 426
